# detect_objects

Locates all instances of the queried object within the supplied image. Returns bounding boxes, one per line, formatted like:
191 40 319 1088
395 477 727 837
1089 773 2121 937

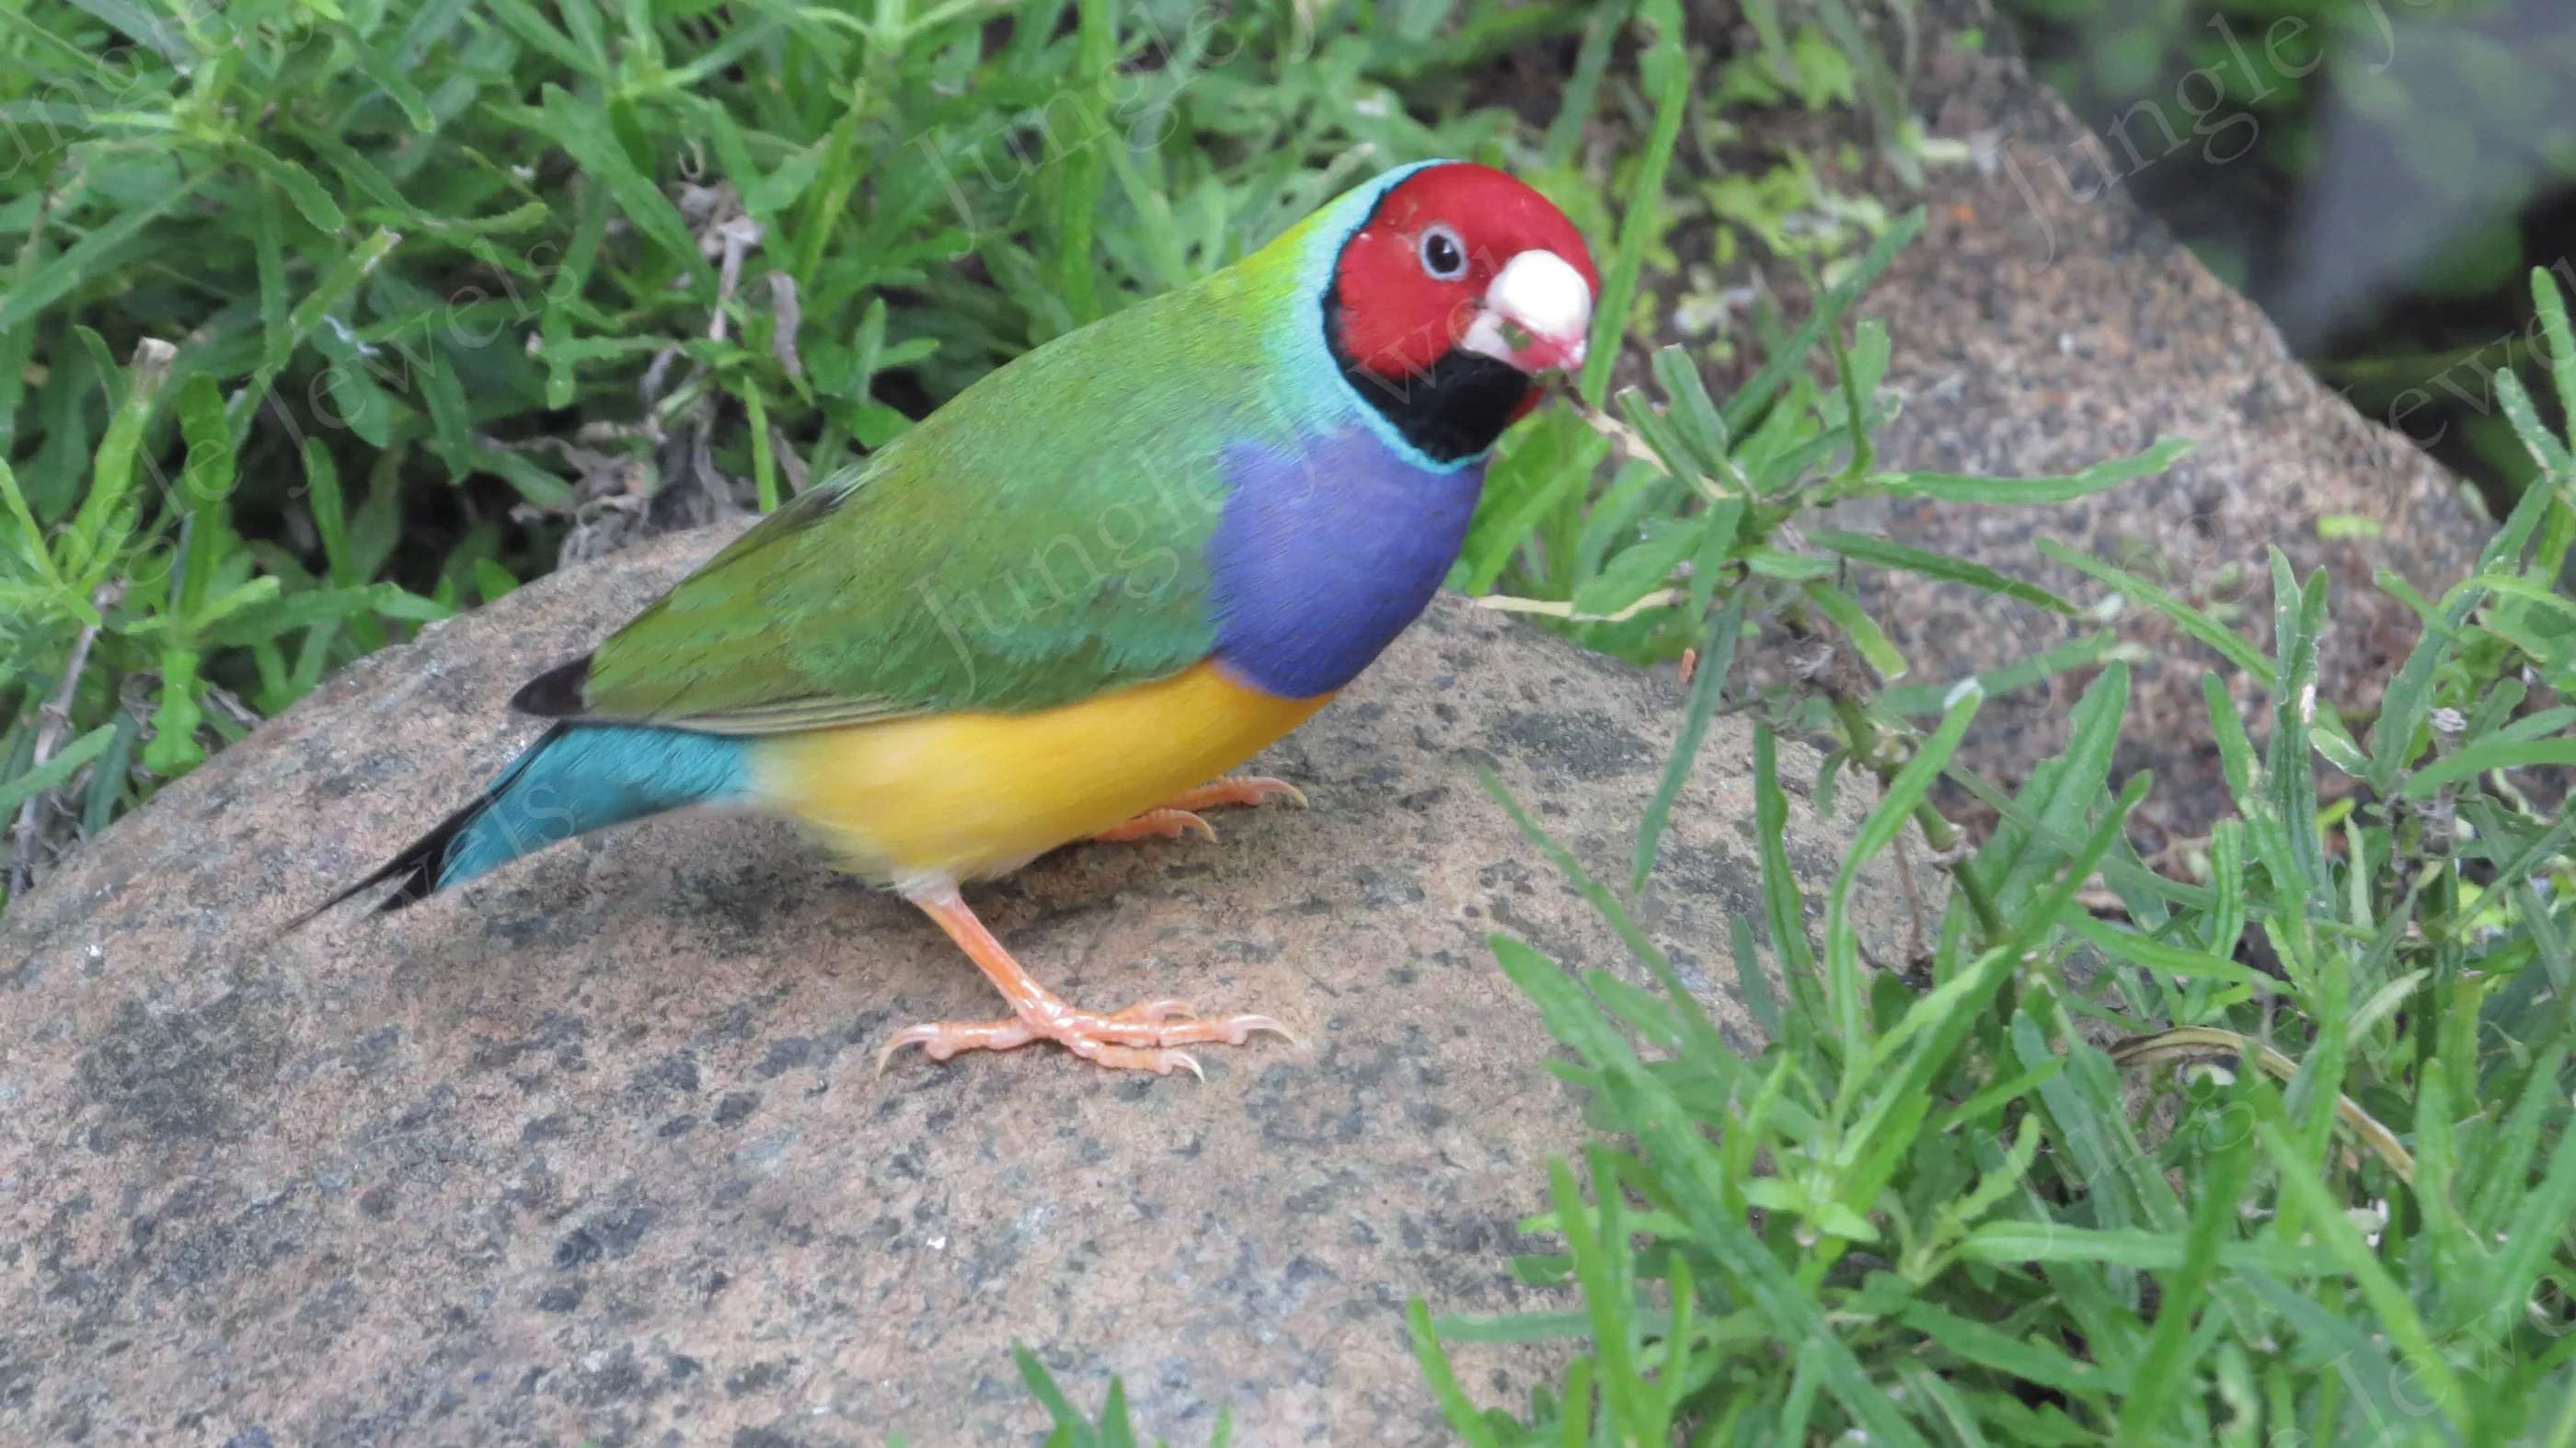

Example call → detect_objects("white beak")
1460 250 1593 373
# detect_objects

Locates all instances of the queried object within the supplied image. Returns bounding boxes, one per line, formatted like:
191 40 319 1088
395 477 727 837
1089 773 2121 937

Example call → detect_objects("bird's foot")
1090 776 1306 845
876 996 1293 1077
1091 808 1214 845
1162 775 1308 814
880 881 1295 1077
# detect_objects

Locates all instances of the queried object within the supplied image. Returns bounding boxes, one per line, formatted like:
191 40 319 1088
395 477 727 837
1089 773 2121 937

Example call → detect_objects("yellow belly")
748 661 1329 884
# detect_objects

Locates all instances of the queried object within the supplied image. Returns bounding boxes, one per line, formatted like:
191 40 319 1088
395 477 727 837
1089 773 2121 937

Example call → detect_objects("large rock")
1 526 1900 1445
1712 0 2499 844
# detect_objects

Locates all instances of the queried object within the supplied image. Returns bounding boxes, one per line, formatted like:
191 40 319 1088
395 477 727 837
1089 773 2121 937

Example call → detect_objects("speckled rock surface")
1731 0 2499 845
1 525 1901 1446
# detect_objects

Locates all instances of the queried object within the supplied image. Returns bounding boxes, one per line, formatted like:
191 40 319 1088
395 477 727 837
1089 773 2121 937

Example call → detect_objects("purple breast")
1204 428 1486 699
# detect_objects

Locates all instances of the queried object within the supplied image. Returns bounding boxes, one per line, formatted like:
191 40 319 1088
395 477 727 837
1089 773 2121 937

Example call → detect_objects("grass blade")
1881 437 2192 507
2039 539 2275 686
1955 1222 2341 1276
1720 208 1926 435
2116 1070 2257 1442
1983 661 2129 915
1754 724 1819 980
2401 738 2576 797
533 84 713 286
1900 1301 2126 1400
2498 368 2574 481
1803 578 1909 680
1808 529 2078 615
0 722 114 819
1409 1300 1505 1447
1577 23 1689 408
0 178 200 336
2477 1090 2576 1347
2060 912 2267 991
1632 590 1746 894
1540 0 1630 168
1878 630 2121 717
2538 265 2576 442
1826 684 1982 1088
2248 1086 2467 1436
1730 913 1781 1041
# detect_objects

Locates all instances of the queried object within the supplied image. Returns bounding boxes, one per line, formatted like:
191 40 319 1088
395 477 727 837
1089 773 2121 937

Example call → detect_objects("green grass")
1399 265 2576 1445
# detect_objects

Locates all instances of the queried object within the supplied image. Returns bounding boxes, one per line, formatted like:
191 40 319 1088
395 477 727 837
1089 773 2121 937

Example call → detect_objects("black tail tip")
512 655 592 717
281 802 475 937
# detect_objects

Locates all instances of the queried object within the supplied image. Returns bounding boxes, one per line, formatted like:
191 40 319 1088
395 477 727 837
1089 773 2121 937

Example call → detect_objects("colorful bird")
311 159 1599 1076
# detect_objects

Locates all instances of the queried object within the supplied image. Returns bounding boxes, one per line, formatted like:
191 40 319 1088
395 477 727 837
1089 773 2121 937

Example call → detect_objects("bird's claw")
1091 809 1215 845
1093 777 1309 847
1167 776 1306 813
875 996 1290 1076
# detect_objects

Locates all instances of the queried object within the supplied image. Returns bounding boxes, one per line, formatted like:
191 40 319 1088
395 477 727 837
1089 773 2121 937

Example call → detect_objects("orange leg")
1090 776 1308 845
878 880 1295 1077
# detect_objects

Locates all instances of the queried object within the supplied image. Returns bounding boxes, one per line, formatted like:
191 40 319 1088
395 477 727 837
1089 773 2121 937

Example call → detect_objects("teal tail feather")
297 722 753 924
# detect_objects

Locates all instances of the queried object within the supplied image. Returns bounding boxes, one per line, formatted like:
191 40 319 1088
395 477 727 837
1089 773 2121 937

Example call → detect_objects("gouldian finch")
313 160 1599 1076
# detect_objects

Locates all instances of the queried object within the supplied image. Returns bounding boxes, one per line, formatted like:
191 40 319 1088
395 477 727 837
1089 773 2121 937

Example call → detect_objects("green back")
578 214 1344 730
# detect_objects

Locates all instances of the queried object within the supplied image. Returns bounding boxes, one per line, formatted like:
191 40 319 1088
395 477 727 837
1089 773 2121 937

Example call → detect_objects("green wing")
569 269 1305 730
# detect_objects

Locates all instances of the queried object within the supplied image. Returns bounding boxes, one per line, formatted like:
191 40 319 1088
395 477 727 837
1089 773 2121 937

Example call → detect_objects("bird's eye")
1418 224 1467 281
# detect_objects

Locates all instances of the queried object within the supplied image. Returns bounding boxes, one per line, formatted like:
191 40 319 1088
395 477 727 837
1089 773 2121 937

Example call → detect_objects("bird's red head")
1330 163 1599 383
1325 162 1599 460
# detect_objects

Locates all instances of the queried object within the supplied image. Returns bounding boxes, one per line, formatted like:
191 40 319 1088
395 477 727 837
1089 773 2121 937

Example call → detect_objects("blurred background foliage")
1996 0 2576 514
